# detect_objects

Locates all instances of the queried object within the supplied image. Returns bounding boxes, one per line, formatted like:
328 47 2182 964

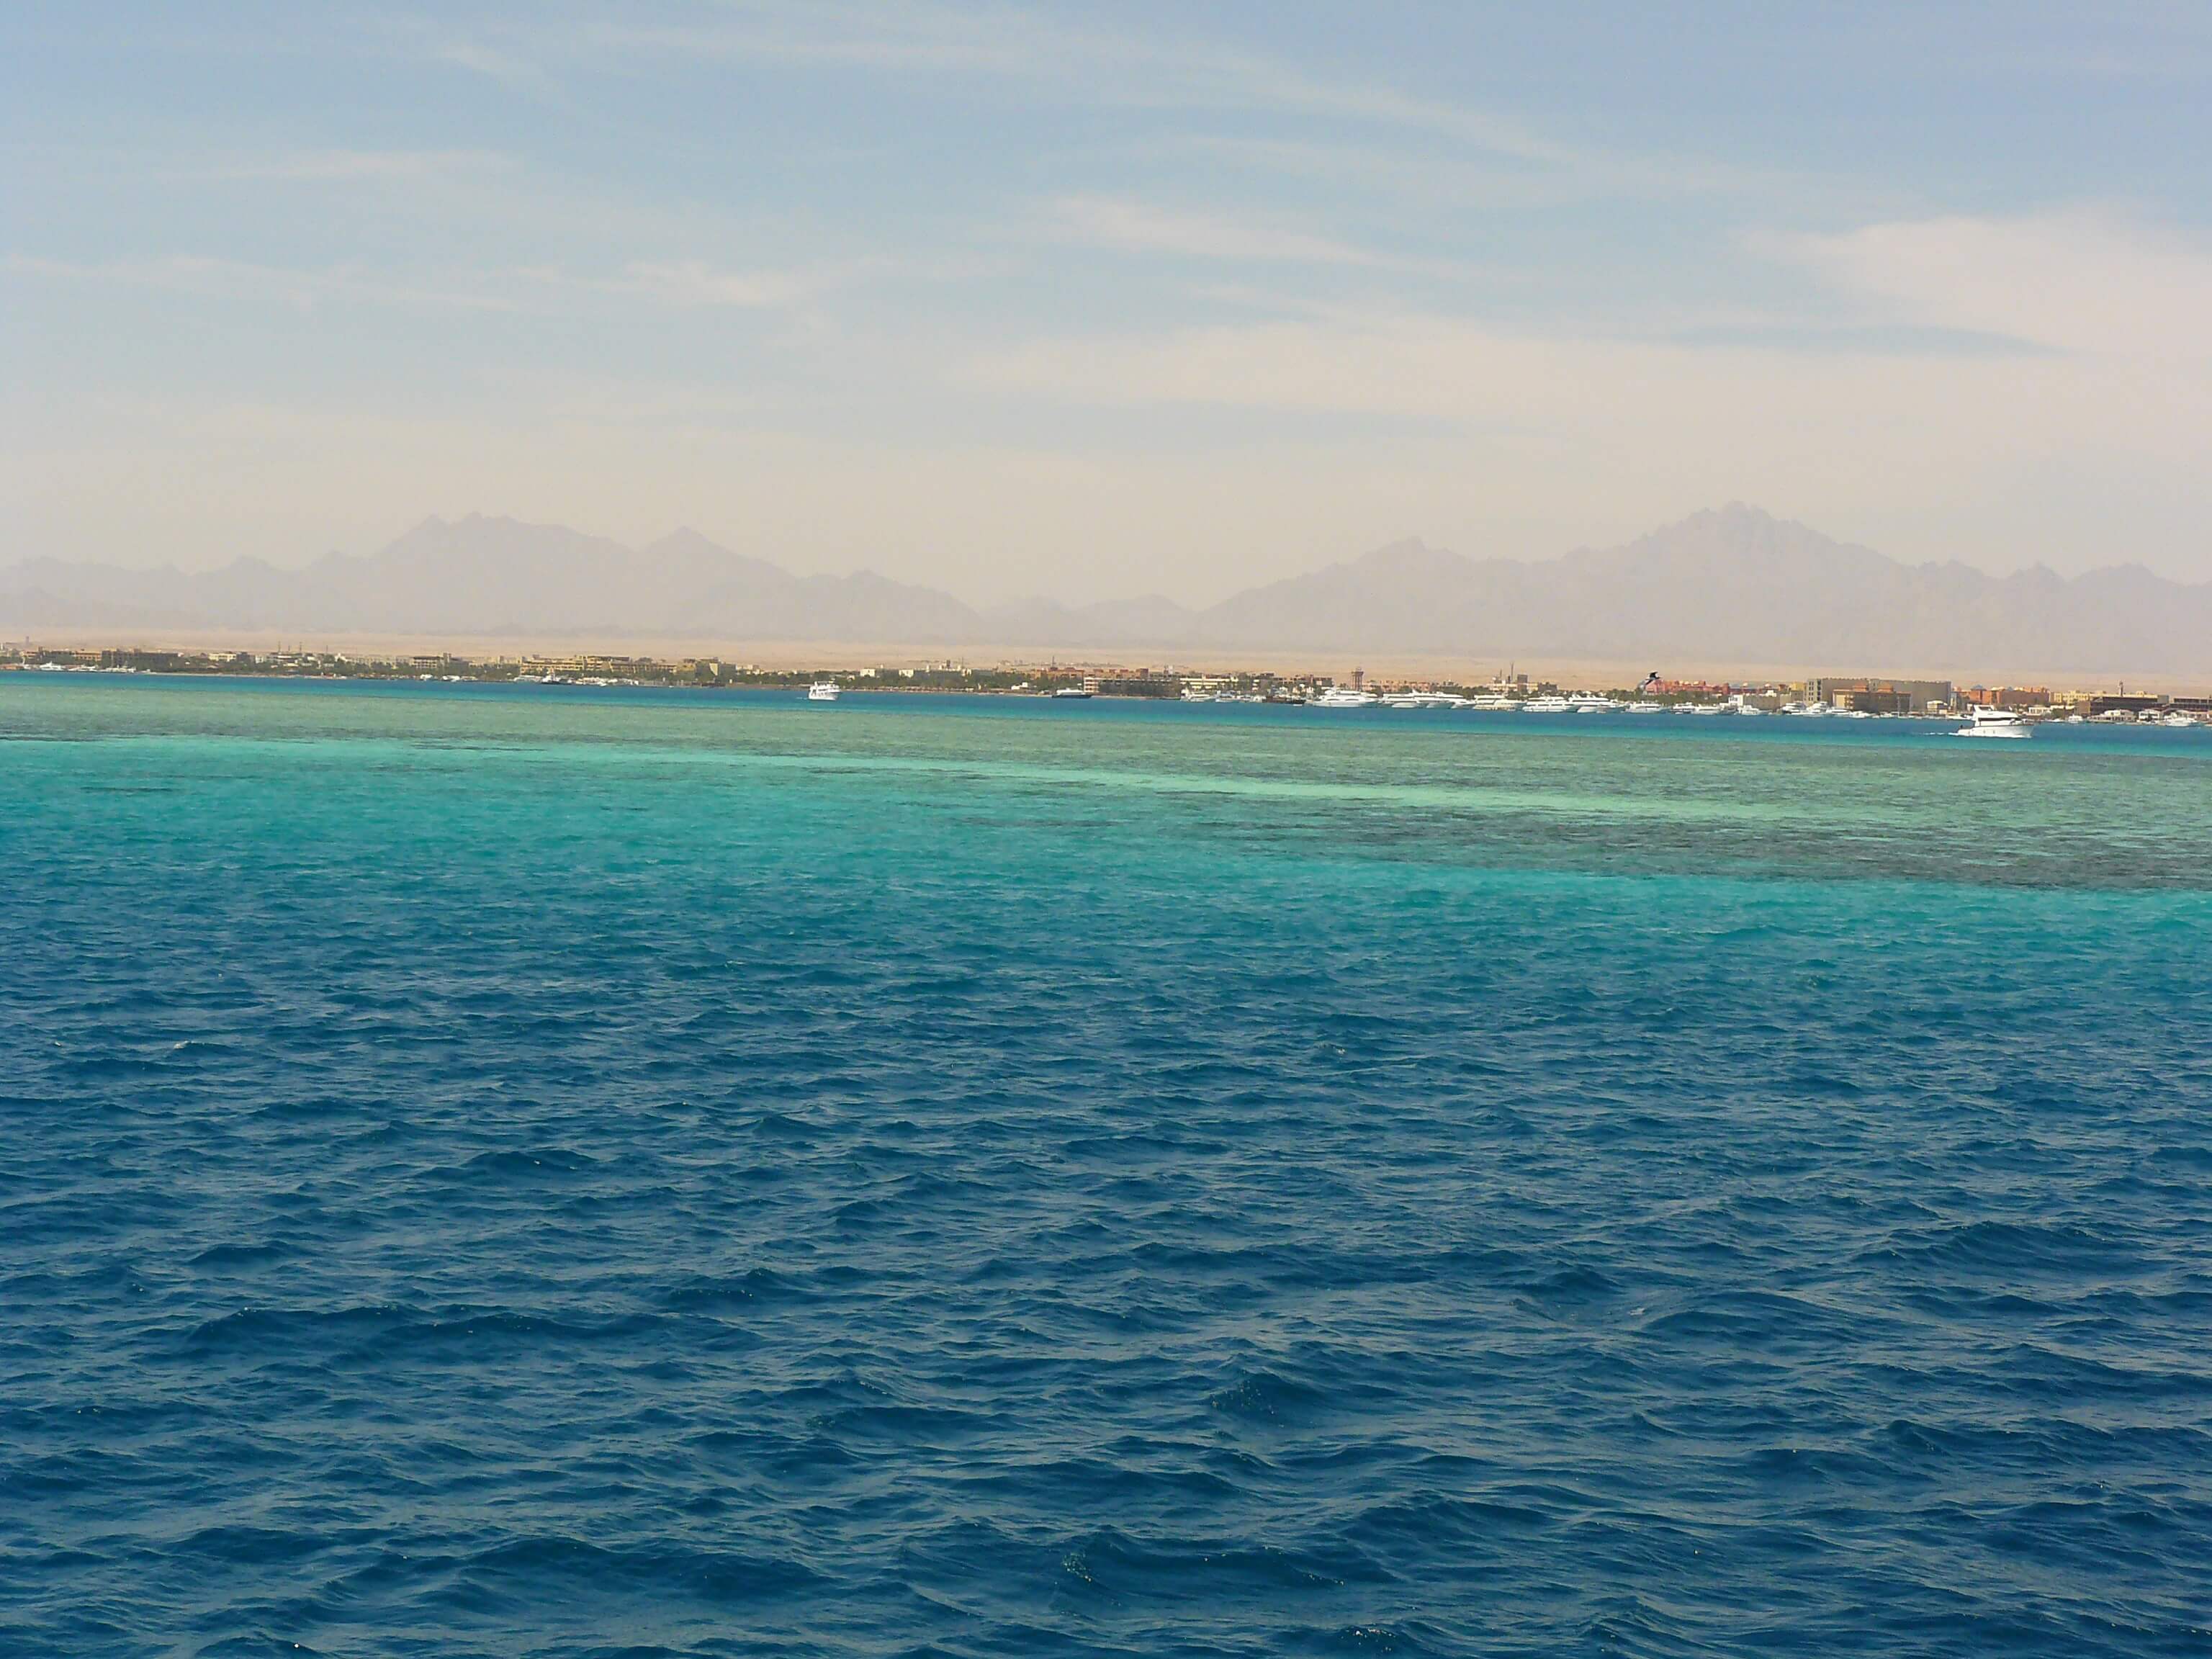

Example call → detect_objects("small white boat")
807 680 840 701
1955 706 2028 739
2163 711 2199 728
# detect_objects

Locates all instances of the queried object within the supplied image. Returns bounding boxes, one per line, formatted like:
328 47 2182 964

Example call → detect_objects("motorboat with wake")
1955 706 2029 739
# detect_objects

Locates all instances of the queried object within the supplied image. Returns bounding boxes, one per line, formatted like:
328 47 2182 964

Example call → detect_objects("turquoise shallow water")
4 678 2210 1657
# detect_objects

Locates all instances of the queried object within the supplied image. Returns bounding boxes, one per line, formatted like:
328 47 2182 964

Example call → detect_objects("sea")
4 675 2209 1658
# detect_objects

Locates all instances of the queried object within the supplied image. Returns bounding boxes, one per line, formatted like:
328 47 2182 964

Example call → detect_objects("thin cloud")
419 28 556 89
348 13 562 89
423 0 1568 164
1761 209 2212 359
961 308 2208 462
1 253 536 315
208 149 516 182
1048 196 1393 269
572 0 1053 76
616 260 819 309
415 1 1811 222
5 251 853 319
369 1 1810 225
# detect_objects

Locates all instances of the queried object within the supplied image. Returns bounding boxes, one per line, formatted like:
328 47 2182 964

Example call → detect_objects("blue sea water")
3 676 2210 1658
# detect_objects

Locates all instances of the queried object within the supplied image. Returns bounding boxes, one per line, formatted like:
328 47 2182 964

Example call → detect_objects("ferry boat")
1955 706 2029 739
1051 685 1094 699
1522 694 1574 713
807 680 840 701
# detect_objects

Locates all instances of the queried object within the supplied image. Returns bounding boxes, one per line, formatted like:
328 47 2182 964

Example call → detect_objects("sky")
6 1 2211 604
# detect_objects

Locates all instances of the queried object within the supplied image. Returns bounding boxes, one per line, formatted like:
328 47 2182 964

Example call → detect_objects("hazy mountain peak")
1625 502 1817 548
640 526 727 558
1335 536 1472 580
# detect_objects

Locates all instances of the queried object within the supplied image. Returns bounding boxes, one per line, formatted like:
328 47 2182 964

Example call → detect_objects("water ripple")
4 679 2209 1655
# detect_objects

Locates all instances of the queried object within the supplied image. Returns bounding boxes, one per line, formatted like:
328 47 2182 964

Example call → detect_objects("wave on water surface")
3 677 2209 1655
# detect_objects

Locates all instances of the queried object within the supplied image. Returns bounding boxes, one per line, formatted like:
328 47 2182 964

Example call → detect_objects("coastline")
6 628 2209 700
8 658 2208 726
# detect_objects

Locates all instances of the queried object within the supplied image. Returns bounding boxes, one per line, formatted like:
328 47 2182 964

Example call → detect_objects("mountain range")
5 505 2205 673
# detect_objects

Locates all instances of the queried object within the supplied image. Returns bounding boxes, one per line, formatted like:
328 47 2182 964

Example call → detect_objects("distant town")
4 643 2207 724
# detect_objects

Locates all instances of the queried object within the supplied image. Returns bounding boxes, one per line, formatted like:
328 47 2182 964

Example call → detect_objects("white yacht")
1624 701 1666 714
807 680 840 701
2162 711 2200 728
1568 693 1617 713
1313 685 1380 709
1380 691 1465 709
1955 706 2029 739
1523 694 1575 713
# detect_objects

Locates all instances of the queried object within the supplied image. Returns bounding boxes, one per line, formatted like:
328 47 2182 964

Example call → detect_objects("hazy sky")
6 2 2211 603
